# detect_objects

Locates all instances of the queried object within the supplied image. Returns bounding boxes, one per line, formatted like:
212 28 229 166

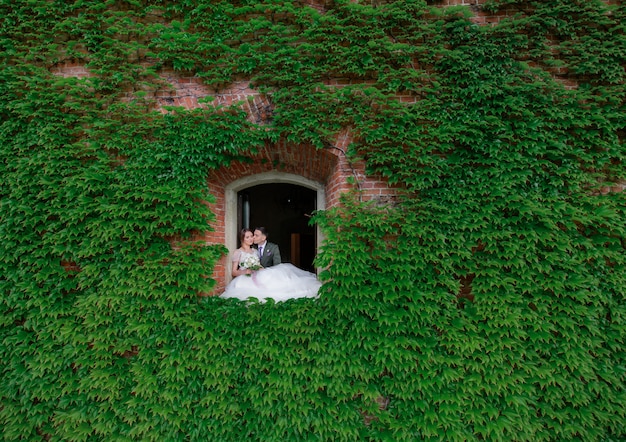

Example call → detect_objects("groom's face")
253 230 266 245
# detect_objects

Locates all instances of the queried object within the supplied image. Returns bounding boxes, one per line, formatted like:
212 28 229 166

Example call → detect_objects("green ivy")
1 0 625 440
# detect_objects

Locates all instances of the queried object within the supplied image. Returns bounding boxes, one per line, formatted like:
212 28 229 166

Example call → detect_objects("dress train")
221 263 321 302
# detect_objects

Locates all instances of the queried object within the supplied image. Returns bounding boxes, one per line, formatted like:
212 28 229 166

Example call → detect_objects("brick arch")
204 140 342 293
202 134 402 294
210 139 339 185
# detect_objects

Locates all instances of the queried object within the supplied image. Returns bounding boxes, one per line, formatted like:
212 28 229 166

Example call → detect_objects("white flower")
240 254 261 271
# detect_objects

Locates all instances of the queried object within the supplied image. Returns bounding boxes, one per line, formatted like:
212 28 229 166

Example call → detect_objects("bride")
221 228 322 302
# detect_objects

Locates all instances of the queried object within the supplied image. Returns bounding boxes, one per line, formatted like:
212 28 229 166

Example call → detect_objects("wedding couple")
221 227 321 302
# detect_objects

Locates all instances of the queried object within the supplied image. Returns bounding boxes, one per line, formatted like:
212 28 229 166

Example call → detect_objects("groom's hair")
255 226 268 238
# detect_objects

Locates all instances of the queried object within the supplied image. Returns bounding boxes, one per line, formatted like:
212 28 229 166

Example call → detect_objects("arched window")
224 172 325 283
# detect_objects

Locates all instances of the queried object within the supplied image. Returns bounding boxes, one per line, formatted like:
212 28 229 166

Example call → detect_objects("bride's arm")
231 250 251 277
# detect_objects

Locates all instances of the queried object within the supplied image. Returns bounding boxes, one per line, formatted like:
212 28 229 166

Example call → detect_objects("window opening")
237 183 317 272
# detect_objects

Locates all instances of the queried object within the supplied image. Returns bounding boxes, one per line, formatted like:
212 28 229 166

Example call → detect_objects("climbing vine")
1 0 625 440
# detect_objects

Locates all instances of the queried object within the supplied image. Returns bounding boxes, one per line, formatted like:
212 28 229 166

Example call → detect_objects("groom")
253 227 281 268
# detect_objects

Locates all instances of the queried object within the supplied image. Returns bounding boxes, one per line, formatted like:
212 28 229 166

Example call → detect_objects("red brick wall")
50 0 621 294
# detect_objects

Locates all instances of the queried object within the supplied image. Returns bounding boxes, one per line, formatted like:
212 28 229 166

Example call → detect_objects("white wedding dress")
221 251 321 303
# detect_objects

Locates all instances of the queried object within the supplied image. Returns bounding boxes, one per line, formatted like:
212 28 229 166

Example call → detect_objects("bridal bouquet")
240 255 261 276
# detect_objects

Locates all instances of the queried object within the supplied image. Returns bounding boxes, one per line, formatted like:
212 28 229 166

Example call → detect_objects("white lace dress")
221 250 321 302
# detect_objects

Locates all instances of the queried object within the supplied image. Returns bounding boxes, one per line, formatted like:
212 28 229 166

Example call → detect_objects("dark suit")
257 242 281 268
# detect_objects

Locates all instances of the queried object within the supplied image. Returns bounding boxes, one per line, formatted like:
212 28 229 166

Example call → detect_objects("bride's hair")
239 228 253 245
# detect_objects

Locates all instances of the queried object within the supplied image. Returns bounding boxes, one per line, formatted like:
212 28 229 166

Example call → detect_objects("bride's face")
243 231 254 246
